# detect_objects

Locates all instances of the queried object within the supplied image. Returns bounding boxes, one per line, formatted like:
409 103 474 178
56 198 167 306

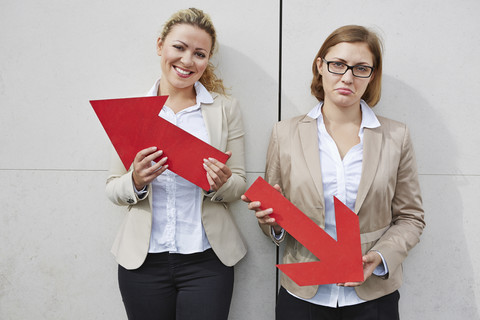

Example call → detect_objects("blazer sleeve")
105 149 150 206
370 126 426 276
261 123 286 243
206 97 247 203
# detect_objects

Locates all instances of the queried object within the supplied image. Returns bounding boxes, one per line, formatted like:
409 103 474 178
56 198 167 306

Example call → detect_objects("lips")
174 66 193 78
336 88 353 95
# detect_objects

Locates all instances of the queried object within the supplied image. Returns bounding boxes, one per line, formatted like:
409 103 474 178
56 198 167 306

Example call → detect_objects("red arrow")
90 96 229 191
244 177 363 286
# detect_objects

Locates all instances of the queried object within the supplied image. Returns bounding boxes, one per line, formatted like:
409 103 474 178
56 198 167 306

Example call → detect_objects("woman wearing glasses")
243 25 425 319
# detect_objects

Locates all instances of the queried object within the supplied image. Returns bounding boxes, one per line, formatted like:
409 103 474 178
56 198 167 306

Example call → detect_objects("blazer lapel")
201 93 222 149
299 116 325 209
355 126 382 213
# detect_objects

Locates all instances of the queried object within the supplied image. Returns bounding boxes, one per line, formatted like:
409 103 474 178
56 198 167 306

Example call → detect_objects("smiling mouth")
174 66 193 76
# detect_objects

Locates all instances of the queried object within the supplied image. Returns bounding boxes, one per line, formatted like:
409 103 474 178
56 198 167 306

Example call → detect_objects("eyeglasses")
322 58 374 78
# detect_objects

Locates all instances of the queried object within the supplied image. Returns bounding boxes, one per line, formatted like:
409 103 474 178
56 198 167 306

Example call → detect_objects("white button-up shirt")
290 100 386 307
145 79 213 254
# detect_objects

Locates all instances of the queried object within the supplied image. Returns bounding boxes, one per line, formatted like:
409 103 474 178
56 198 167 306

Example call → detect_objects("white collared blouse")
146 79 213 254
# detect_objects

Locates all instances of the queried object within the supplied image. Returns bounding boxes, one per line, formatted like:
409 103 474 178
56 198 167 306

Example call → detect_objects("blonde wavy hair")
160 8 226 94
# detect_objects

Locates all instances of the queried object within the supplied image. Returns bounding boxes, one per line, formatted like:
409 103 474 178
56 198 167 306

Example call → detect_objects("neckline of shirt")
147 78 214 114
307 100 381 130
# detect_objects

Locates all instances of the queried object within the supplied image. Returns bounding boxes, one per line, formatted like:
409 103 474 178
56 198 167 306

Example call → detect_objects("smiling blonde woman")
105 8 246 320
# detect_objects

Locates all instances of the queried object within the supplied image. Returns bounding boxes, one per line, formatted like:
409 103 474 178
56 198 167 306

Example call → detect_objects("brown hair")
310 25 383 106
160 8 226 94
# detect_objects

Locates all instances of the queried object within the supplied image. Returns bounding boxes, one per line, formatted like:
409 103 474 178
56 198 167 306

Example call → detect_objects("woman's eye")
173 45 183 50
332 62 345 67
195 52 206 58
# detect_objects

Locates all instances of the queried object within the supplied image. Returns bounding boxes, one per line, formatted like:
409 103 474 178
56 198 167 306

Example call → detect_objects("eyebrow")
174 40 208 52
330 57 372 66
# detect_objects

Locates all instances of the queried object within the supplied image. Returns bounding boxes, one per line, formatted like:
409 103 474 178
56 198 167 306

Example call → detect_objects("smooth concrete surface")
0 170 125 319
1 0 479 319
399 175 480 319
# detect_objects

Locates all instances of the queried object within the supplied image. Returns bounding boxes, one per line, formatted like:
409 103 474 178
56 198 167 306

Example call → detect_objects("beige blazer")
106 93 247 270
262 113 425 301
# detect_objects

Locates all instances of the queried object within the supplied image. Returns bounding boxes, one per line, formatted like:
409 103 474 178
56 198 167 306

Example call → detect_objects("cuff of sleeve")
203 189 215 198
270 227 286 245
371 250 389 277
133 182 148 200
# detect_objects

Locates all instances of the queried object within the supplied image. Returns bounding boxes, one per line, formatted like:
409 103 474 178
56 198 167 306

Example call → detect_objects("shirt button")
215 197 223 201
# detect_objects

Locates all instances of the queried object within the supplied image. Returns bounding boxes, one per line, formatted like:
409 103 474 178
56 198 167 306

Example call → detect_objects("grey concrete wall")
1 0 479 319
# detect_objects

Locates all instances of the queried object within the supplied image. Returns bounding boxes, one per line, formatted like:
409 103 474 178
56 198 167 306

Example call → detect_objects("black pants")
276 286 400 320
118 249 234 320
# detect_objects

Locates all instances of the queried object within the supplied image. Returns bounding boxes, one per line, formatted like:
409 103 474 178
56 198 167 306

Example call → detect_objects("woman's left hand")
337 251 383 287
203 151 233 192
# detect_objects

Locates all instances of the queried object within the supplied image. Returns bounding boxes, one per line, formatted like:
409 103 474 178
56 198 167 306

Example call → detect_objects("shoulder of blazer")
376 115 406 130
374 115 408 140
275 114 315 131
203 92 239 115
211 92 234 104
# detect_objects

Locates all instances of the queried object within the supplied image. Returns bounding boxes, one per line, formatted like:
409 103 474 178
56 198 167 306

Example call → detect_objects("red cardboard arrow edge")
244 177 364 286
90 96 229 191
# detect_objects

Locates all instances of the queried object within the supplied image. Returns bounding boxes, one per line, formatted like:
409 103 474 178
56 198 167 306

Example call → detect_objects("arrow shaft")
244 177 364 286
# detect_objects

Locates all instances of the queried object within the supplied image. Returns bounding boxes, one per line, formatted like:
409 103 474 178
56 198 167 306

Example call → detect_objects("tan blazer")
106 93 247 270
262 113 425 301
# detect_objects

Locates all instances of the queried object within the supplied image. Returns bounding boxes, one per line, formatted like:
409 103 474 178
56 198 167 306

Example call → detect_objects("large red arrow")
244 177 364 286
90 96 229 191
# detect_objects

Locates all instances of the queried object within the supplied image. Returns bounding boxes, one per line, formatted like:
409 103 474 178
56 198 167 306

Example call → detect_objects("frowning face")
317 42 374 109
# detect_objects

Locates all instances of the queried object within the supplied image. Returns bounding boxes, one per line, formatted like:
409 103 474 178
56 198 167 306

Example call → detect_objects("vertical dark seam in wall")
278 0 283 122
276 0 283 306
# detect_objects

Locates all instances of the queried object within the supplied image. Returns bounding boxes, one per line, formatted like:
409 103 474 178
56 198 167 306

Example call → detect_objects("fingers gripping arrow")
90 96 229 191
244 177 364 286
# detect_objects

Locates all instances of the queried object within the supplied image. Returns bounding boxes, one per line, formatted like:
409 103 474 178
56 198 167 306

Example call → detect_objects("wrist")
132 173 145 191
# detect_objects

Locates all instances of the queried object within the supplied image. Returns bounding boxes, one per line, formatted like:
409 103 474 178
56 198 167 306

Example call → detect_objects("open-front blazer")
262 113 425 301
106 93 247 270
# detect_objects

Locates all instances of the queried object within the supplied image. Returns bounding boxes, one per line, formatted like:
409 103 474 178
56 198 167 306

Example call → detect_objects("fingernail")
208 157 215 162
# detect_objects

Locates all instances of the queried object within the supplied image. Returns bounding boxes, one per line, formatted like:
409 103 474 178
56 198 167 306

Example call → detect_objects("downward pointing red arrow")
244 177 364 286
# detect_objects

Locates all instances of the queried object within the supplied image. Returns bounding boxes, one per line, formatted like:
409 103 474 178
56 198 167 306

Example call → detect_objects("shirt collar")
147 78 214 106
194 81 214 105
307 100 381 129
359 100 381 129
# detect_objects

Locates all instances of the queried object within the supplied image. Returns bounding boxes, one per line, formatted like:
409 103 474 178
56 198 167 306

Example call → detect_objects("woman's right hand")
132 147 168 190
241 184 283 235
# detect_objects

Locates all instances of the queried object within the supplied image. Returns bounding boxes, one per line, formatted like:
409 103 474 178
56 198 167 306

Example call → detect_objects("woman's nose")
180 53 194 67
341 69 354 83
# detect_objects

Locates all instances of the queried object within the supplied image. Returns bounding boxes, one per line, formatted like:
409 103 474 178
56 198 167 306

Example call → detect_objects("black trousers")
276 286 400 320
118 249 234 320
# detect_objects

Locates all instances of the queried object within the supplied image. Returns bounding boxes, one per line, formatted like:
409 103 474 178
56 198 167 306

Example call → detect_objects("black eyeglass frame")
322 58 374 78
